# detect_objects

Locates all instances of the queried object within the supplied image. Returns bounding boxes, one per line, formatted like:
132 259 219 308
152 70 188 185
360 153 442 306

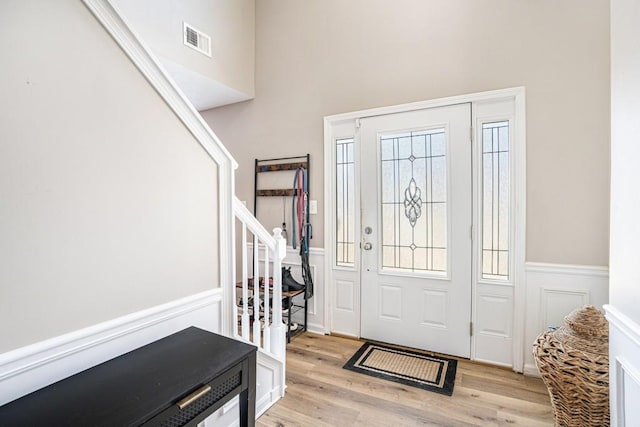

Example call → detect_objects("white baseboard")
0 289 223 406
523 363 541 378
306 323 326 335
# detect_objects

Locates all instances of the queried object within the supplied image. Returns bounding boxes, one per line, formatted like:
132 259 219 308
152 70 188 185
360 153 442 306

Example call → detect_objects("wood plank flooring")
257 333 554 427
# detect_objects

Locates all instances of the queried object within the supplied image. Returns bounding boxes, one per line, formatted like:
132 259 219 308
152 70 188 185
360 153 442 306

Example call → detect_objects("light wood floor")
257 333 554 427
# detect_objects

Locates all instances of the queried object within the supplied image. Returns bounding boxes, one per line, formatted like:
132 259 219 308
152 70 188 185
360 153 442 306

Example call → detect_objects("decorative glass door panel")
360 104 472 358
336 137 356 267
481 122 510 280
380 129 447 274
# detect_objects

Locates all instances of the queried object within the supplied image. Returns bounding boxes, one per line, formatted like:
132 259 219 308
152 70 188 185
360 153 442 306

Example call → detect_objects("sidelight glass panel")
380 129 447 274
482 121 510 280
336 138 355 267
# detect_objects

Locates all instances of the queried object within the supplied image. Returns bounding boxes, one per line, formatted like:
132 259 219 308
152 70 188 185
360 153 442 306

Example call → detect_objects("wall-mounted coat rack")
253 154 310 216
253 154 311 342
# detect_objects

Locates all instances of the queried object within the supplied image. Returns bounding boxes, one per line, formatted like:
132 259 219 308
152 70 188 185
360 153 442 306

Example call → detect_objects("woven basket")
533 305 609 427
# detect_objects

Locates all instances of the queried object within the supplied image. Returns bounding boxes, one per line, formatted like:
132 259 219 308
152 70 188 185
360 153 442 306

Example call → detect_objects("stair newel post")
252 234 261 346
270 227 287 359
263 247 271 352
241 223 250 341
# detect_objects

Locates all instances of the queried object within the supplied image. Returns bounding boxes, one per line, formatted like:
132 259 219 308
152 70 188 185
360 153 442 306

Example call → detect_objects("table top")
0 327 256 427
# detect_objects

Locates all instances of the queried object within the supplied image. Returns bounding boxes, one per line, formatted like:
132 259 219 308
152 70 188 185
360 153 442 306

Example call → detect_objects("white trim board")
325 87 526 123
523 263 609 377
0 289 223 405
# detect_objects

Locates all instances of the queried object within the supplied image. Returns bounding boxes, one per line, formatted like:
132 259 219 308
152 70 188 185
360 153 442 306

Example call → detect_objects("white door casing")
324 88 525 370
359 104 472 357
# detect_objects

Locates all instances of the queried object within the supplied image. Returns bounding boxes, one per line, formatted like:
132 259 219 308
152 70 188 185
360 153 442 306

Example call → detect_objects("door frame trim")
324 87 526 371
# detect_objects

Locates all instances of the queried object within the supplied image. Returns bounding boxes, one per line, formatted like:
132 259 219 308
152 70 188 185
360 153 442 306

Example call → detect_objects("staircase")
0 1 288 424
82 0 289 420
232 197 288 416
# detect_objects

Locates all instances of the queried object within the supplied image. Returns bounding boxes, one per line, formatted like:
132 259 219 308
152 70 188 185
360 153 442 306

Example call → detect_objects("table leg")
239 353 256 427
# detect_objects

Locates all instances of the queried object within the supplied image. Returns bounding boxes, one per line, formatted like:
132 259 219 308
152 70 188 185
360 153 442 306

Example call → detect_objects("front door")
359 103 472 357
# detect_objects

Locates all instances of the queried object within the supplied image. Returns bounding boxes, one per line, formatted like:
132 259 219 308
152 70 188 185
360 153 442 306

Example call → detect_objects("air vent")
183 22 211 57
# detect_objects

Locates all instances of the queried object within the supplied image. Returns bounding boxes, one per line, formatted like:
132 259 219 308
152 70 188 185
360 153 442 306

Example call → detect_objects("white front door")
359 103 472 358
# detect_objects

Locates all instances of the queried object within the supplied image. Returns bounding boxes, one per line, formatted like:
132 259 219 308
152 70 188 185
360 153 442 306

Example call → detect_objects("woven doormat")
343 342 457 396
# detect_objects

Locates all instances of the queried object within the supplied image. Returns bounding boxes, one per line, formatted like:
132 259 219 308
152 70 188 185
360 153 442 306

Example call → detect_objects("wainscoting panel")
0 289 223 406
540 288 589 331
254 351 284 416
523 263 609 376
606 305 640 426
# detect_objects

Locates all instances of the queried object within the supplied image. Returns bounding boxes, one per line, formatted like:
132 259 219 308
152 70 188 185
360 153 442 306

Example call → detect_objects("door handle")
363 242 373 251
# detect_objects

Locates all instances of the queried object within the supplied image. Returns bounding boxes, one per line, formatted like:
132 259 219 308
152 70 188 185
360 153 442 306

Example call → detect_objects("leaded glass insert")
336 138 355 266
404 178 422 227
482 121 510 280
380 129 447 273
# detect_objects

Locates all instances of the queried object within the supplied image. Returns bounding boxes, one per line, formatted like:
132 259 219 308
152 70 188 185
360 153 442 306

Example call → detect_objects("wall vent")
183 22 211 57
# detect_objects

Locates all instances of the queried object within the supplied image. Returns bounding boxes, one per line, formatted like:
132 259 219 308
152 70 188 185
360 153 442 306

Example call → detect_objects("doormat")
343 342 457 396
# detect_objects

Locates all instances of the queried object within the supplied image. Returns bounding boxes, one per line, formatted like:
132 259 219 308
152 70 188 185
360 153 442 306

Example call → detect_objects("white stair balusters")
263 246 271 352
240 222 250 342
232 197 286 360
252 234 260 346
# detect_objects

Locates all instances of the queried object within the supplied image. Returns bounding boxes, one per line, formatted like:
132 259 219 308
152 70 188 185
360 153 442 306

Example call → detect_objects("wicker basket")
533 305 609 427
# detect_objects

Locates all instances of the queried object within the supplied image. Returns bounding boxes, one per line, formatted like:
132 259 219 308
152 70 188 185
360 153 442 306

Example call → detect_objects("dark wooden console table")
0 327 256 427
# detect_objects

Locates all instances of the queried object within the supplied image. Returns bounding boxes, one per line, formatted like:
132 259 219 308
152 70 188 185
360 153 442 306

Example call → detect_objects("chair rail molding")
0 289 223 406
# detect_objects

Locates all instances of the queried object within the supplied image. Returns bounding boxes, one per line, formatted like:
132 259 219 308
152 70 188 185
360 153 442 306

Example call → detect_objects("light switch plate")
309 200 318 214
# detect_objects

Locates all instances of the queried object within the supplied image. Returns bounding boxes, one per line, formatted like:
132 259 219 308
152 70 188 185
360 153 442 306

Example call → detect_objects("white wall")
607 0 640 424
111 0 255 110
202 0 610 267
0 0 219 353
